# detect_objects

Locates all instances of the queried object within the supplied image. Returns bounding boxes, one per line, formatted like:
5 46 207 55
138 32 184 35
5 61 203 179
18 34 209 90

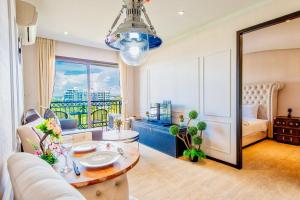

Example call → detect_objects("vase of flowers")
169 110 207 162
33 119 62 165
179 114 185 128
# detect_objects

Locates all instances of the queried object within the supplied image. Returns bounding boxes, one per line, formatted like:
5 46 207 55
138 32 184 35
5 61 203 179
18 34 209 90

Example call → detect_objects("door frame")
236 10 300 169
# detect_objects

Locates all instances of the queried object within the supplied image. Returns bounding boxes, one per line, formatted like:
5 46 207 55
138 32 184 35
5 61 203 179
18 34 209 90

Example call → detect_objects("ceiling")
25 0 265 50
243 17 300 53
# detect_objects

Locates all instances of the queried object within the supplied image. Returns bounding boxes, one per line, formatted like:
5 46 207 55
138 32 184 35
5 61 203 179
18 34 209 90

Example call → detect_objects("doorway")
236 11 300 169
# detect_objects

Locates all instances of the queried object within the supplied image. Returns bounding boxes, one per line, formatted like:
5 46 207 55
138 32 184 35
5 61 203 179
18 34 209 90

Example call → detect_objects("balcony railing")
50 100 121 129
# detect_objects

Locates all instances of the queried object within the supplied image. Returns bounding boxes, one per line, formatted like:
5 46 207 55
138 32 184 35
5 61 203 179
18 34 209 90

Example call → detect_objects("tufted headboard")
243 82 284 137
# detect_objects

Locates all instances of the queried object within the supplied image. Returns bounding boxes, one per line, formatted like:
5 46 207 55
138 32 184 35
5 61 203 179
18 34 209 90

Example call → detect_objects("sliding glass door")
51 57 121 129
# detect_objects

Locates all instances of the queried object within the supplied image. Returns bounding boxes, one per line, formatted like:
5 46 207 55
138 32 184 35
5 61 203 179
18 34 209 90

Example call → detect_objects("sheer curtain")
119 55 129 121
36 37 56 115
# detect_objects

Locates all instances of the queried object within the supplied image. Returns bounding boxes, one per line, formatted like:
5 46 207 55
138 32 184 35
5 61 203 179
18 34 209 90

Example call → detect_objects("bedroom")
241 16 300 166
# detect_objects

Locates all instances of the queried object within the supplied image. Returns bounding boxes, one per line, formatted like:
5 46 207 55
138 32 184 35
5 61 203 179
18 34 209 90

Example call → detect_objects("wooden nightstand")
273 116 300 145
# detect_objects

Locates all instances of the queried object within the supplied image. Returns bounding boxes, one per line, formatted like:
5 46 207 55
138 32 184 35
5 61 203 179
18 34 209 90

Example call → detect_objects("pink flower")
34 150 42 156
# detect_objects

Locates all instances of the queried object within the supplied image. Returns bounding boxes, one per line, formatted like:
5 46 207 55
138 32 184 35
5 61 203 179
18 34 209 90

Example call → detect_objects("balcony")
50 100 121 129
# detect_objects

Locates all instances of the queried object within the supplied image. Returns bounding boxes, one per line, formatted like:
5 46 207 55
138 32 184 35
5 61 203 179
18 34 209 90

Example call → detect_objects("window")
51 57 121 129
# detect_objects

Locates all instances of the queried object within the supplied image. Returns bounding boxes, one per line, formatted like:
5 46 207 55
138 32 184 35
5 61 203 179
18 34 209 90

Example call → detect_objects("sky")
53 61 120 97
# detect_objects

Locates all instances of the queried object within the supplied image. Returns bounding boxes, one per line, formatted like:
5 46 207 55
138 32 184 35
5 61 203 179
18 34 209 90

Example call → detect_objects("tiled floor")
128 140 300 200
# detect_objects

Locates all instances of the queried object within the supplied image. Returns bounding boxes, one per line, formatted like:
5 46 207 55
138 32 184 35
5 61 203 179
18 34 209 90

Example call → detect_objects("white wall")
56 41 118 63
243 49 300 116
135 0 300 165
0 0 23 198
23 44 37 110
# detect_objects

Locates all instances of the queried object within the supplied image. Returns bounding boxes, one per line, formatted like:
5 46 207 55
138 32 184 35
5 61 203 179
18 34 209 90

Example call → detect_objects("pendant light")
105 0 162 66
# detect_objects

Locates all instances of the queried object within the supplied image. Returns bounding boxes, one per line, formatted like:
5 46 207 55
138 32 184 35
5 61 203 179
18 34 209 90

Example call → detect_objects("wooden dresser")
273 116 300 145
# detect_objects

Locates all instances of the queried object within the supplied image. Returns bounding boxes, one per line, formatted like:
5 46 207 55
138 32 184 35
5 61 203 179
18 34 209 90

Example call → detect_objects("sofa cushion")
17 118 51 154
17 118 44 153
22 109 42 125
44 108 62 127
8 153 86 200
60 119 78 130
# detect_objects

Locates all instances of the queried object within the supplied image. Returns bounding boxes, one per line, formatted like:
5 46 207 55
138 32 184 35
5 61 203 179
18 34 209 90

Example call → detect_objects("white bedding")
242 118 268 136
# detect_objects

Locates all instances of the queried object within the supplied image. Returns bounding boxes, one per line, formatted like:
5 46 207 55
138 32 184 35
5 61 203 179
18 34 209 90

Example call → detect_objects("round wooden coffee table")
102 130 140 149
55 141 139 199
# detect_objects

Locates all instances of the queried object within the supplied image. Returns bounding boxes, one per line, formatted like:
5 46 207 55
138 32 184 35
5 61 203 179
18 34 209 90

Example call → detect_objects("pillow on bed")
242 104 259 119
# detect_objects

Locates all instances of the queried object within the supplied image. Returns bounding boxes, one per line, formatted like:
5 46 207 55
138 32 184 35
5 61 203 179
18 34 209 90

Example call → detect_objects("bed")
242 82 284 147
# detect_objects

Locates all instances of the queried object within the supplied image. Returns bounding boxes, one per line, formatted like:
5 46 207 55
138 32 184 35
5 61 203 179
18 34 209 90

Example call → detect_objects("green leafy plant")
188 110 198 120
31 142 59 166
40 150 58 165
169 110 207 162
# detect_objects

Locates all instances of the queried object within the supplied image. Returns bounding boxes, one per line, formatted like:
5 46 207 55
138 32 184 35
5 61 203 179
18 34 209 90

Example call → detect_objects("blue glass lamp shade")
106 31 162 66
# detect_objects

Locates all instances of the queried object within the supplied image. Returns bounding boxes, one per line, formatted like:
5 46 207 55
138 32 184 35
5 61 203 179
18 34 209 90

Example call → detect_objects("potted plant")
33 119 62 165
169 110 207 162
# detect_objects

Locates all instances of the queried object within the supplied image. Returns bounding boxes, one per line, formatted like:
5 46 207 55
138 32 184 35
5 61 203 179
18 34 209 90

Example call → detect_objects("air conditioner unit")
18 25 37 45
16 0 38 45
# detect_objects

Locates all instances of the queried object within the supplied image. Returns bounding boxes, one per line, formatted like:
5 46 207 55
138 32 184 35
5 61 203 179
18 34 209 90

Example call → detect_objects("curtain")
36 37 56 115
119 55 128 121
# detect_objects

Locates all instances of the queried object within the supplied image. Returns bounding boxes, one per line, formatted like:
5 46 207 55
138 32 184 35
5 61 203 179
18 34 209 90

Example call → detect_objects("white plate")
72 143 97 153
79 151 120 168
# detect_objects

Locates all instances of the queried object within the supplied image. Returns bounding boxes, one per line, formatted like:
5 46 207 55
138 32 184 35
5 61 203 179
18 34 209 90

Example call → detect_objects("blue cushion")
60 119 77 130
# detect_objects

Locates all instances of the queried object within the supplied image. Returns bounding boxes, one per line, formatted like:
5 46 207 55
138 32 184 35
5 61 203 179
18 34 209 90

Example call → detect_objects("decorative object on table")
32 119 62 165
59 143 72 174
105 0 162 66
169 110 207 162
179 114 184 128
72 161 81 176
78 151 121 168
288 108 292 118
114 118 123 132
32 144 58 166
147 100 172 125
145 111 150 120
117 147 127 159
160 100 172 125
149 103 160 121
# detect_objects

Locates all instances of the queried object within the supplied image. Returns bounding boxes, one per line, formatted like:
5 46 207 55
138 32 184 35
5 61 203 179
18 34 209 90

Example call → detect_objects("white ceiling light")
178 11 185 16
105 0 162 66
64 31 68 35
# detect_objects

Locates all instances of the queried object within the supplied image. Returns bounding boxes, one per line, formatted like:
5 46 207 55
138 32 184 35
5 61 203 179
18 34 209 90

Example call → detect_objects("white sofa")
9 145 131 200
8 152 86 200
15 110 131 200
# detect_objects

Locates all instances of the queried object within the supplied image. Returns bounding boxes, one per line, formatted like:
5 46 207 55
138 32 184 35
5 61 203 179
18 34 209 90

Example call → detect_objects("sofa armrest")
8 153 86 200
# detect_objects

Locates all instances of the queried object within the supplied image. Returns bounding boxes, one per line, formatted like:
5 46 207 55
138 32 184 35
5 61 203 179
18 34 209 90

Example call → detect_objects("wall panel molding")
202 49 231 118
203 121 231 154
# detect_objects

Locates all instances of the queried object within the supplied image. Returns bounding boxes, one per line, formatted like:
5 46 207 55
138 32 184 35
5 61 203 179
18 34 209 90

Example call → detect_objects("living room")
1 0 300 200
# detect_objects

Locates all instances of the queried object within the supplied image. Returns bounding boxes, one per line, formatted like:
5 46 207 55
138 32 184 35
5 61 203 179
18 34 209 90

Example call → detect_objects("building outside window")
51 57 121 129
